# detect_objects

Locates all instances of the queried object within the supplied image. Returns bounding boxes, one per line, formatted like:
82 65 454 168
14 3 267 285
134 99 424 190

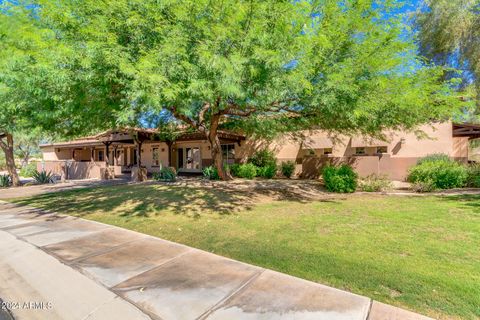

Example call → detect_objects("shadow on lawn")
13 180 340 218
436 194 480 214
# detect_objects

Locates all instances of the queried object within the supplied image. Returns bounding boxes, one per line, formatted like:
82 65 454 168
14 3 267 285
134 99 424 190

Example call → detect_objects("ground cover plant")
9 183 480 319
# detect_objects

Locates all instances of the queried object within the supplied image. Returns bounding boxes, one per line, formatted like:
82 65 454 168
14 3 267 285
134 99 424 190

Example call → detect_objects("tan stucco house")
38 122 479 181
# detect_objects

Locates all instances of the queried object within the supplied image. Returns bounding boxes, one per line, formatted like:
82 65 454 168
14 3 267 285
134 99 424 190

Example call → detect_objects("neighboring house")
38 122 478 181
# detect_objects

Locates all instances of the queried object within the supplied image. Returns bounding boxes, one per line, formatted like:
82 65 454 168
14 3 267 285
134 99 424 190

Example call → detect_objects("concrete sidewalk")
0 179 128 200
0 201 433 320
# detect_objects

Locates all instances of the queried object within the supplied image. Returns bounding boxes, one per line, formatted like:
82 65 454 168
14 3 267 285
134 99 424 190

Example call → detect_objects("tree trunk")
0 133 21 186
207 116 231 181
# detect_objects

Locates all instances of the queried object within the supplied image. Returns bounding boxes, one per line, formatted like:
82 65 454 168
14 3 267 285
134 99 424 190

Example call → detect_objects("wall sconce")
161 148 165 152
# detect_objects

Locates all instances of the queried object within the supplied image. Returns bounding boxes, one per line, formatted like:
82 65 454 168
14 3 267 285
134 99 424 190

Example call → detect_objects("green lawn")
9 183 480 319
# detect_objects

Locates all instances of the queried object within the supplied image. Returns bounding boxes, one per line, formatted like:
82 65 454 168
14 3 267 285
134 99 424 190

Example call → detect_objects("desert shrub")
32 170 54 184
202 166 220 180
19 163 37 177
359 174 393 192
466 164 480 188
322 165 358 193
228 163 241 177
257 164 277 179
0 174 11 188
248 149 276 168
411 180 436 193
407 159 467 190
153 167 176 182
236 163 257 179
416 153 450 165
280 161 295 178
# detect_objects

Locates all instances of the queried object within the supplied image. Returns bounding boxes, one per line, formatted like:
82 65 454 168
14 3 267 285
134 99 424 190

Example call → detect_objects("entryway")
177 147 201 172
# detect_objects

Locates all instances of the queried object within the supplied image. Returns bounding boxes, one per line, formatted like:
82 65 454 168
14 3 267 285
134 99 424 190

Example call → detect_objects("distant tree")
14 131 42 167
415 0 480 110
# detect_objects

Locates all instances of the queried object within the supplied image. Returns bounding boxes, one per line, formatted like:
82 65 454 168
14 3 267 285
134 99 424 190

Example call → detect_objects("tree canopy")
1 0 466 180
415 0 480 110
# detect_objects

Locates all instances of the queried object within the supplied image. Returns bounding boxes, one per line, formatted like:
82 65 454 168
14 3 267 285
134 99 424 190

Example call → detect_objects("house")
38 122 479 181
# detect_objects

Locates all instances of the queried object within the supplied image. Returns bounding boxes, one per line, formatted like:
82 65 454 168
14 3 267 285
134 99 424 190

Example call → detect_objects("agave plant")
0 174 11 188
32 170 54 184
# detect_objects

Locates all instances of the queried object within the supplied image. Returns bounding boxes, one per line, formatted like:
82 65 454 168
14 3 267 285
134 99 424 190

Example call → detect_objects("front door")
177 147 201 172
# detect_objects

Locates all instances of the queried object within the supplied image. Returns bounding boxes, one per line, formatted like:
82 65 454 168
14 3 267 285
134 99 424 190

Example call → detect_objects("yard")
8 181 480 320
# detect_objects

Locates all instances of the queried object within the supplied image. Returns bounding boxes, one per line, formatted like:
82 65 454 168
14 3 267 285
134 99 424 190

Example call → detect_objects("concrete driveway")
0 201 432 320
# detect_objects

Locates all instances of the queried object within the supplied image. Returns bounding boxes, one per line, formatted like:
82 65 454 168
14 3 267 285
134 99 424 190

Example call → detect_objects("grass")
8 183 480 319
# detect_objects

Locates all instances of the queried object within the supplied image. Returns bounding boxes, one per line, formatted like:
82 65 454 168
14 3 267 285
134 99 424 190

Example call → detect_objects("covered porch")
39 128 246 181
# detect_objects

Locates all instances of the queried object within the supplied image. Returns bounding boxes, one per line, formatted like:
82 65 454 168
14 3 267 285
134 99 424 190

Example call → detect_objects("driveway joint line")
112 247 196 291
56 237 148 265
197 269 266 320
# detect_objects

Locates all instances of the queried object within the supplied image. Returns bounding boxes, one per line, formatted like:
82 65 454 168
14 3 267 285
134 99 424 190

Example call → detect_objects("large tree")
133 0 462 179
4 0 464 181
415 0 480 109
0 1 134 185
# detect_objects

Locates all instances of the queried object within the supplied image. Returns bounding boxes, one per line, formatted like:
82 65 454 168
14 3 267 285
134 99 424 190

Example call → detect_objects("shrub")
359 174 393 192
153 167 176 182
280 161 295 178
322 165 358 193
257 164 277 179
228 163 241 177
0 174 11 188
32 170 54 184
407 159 467 190
248 149 276 168
19 163 37 177
202 166 220 180
236 163 257 179
466 164 480 188
417 153 450 165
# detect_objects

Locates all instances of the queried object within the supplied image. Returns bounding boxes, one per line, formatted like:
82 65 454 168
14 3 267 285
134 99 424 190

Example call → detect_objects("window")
323 148 333 155
152 147 160 166
355 147 365 155
376 146 388 154
221 144 235 164
97 150 104 162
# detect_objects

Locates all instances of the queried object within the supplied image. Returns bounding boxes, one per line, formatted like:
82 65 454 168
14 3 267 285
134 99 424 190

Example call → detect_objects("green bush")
236 163 257 179
153 167 177 182
0 174 11 188
466 164 480 188
248 149 276 168
202 166 220 180
19 163 37 177
322 165 358 193
32 170 54 184
228 163 241 177
359 174 393 192
280 161 295 178
407 159 467 189
257 164 277 179
417 153 450 165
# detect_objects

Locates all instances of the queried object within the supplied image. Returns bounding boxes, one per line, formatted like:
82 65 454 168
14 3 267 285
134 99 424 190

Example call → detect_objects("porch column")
113 146 118 166
90 148 94 162
166 141 173 167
